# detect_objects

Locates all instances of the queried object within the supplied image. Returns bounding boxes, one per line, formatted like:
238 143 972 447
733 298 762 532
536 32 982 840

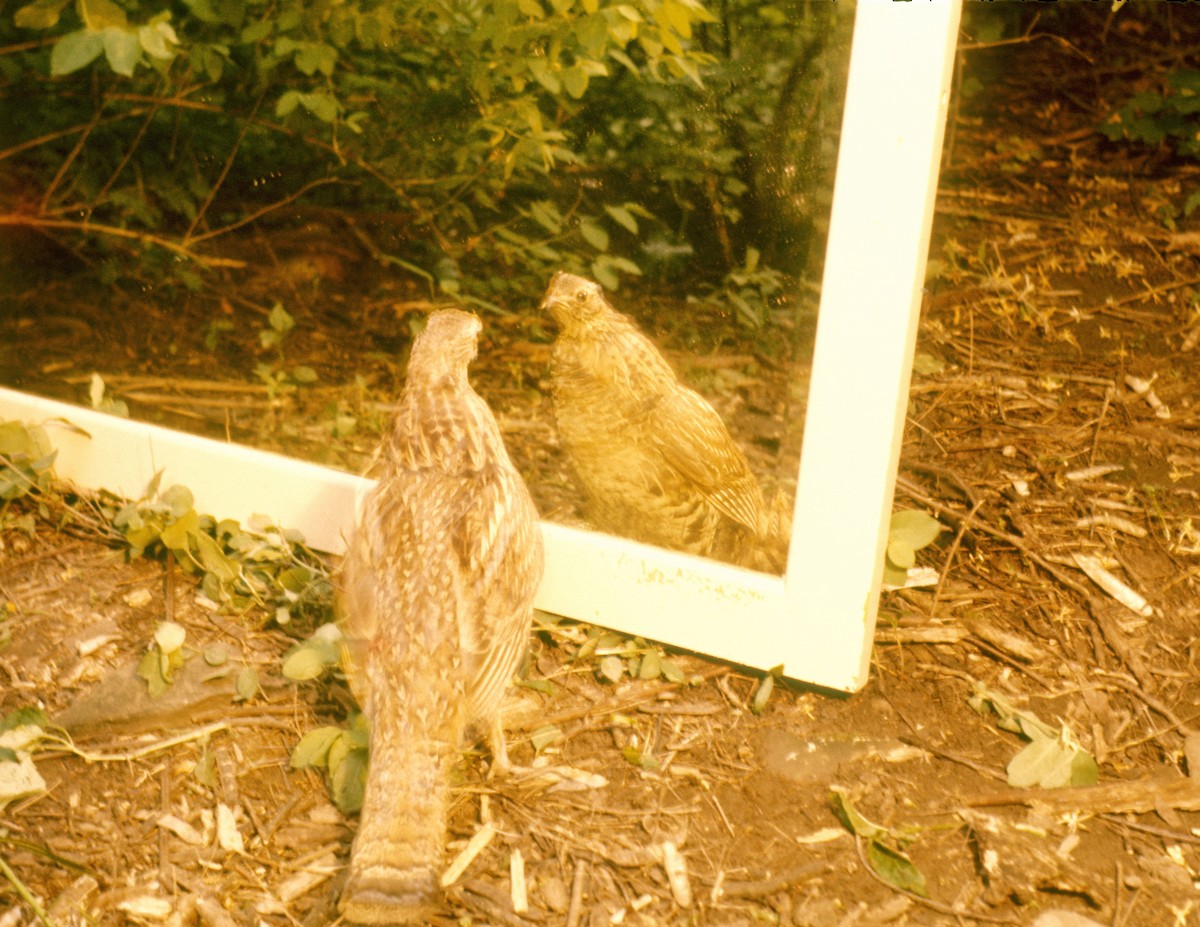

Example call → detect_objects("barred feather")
542 272 787 572
339 309 544 925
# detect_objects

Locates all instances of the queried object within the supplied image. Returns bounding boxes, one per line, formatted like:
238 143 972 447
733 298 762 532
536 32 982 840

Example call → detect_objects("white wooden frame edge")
0 2 960 693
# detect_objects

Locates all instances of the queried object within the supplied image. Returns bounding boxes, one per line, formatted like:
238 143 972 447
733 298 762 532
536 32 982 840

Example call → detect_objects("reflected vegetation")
0 0 854 572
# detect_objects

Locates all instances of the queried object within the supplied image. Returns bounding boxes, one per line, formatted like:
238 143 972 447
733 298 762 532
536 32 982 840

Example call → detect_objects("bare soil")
5 11 1200 927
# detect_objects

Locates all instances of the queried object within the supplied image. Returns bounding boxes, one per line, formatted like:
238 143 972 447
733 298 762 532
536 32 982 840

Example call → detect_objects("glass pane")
0 0 854 575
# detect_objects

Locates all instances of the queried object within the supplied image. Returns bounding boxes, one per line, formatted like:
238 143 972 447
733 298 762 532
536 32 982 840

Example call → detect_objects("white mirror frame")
0 1 960 693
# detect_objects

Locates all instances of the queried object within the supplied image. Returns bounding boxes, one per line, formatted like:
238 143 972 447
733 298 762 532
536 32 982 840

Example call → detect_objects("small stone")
538 874 570 913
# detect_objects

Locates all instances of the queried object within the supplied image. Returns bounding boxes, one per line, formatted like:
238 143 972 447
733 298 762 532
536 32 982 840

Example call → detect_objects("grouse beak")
540 273 568 326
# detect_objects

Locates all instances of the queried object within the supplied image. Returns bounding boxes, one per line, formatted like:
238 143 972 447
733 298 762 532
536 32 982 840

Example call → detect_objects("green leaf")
886 539 915 570
659 658 686 684
882 561 909 587
604 204 638 234
912 352 947 376
50 30 104 75
0 708 48 734
298 92 338 123
579 218 609 251
622 746 660 770
295 42 336 77
161 484 194 519
1006 731 1098 789
329 743 367 814
139 20 178 60
750 671 774 715
517 676 554 695
561 66 588 99
234 666 259 701
79 0 128 29
278 566 312 594
241 19 271 42
14 0 72 29
638 649 661 680
282 647 327 682
290 726 343 768
102 27 141 76
193 750 217 786
867 840 927 897
276 90 300 117
0 422 51 458
281 634 340 681
597 654 624 683
830 789 887 841
136 650 170 697
529 200 562 233
158 508 200 553
154 621 186 654
194 532 240 582
268 302 294 335
530 724 561 752
888 510 944 551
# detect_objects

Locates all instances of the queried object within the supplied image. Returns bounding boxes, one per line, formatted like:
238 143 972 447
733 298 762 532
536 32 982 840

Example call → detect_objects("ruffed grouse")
542 271 788 572
338 308 544 925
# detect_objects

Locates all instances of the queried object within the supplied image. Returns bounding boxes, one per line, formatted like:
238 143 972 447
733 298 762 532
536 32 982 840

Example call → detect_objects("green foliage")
750 664 784 715
702 246 786 328
968 688 1099 789
88 373 129 417
291 711 368 814
106 473 331 621
1101 70 1200 157
831 788 927 897
136 620 187 697
254 303 319 399
3 0 844 302
280 622 342 682
0 707 50 811
3 0 716 291
571 625 687 685
0 421 56 503
883 510 945 587
1102 70 1200 219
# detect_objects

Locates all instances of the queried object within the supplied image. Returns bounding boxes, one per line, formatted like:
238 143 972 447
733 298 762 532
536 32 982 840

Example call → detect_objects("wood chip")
440 821 496 888
276 852 338 903
659 841 692 908
1074 513 1147 538
194 894 239 927
1065 463 1124 482
967 616 1050 663
215 802 244 853
510 848 528 914
1125 374 1170 419
116 895 173 921
1070 553 1153 617
156 813 205 847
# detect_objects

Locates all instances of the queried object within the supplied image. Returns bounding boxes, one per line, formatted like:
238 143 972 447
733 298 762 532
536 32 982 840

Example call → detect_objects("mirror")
0 2 960 690
528 6 854 575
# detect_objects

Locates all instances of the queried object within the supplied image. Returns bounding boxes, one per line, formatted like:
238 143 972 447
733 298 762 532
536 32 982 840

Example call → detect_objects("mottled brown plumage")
542 271 787 572
338 308 544 925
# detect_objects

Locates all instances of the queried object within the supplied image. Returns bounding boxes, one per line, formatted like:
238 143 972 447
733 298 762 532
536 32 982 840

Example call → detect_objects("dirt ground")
5 10 1200 927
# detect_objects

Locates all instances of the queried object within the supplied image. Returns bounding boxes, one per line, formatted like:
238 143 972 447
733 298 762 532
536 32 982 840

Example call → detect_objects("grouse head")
540 271 612 333
407 308 482 386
